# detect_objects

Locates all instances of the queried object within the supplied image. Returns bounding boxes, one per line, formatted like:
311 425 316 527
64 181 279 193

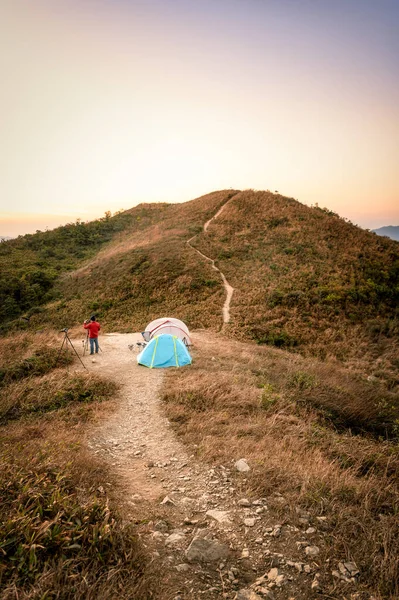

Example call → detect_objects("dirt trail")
87 333 239 509
87 332 187 499
187 197 236 324
84 332 335 600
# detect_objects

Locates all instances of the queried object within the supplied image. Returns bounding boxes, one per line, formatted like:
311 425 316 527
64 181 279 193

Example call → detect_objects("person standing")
83 315 101 354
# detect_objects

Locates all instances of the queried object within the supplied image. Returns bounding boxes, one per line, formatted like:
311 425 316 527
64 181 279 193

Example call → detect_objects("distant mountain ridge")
373 225 399 241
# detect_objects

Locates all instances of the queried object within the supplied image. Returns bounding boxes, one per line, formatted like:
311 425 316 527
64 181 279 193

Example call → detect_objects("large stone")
185 536 230 563
311 578 321 590
235 459 251 472
339 561 359 577
304 564 312 574
236 590 263 600
154 520 169 532
305 545 320 557
271 526 281 538
160 496 175 505
206 509 231 524
238 498 251 507
306 527 317 534
275 574 285 586
267 568 279 581
165 532 186 547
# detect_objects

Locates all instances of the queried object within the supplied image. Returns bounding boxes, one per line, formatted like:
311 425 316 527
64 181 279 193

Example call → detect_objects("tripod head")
60 328 69 333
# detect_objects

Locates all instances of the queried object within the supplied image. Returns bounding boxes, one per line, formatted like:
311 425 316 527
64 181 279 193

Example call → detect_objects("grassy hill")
0 205 173 326
9 190 239 332
4 188 396 384
192 190 399 382
1 189 399 598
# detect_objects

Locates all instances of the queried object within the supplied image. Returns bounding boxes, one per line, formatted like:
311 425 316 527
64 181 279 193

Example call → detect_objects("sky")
1 0 398 236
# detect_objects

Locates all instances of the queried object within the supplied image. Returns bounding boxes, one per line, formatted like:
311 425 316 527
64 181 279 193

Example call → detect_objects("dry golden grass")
0 331 157 599
192 189 399 380
24 190 238 332
21 188 397 389
161 331 399 598
0 330 61 366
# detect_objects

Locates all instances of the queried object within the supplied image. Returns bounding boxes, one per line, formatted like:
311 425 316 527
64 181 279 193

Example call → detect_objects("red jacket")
83 321 101 338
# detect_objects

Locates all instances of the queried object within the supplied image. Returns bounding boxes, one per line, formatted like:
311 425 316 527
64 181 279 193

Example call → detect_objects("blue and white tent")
137 334 192 369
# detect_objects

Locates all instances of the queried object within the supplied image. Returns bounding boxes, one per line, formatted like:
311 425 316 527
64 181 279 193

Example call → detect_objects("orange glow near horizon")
0 0 398 236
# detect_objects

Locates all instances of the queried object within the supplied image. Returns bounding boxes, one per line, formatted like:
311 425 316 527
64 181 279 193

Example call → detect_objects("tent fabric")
142 317 192 346
137 334 192 368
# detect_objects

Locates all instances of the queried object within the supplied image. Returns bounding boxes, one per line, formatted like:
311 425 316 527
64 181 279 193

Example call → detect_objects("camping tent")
137 334 192 369
142 317 192 346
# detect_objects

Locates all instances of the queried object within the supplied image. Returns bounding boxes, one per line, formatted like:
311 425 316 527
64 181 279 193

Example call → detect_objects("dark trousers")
90 338 99 354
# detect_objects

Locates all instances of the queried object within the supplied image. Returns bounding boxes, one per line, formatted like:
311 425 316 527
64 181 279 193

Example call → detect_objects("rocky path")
187 197 236 324
83 332 358 600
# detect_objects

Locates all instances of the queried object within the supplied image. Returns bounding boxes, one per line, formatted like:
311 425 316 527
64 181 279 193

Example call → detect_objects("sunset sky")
1 0 398 236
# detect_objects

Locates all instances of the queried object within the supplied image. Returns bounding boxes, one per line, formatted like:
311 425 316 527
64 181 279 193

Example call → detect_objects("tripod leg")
66 334 87 370
55 335 67 367
83 334 89 356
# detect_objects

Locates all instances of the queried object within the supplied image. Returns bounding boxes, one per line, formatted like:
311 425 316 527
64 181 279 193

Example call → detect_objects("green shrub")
288 371 317 390
260 383 280 410
257 330 298 348
268 290 284 307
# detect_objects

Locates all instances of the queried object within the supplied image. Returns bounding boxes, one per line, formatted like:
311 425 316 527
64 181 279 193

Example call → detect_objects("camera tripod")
56 328 87 370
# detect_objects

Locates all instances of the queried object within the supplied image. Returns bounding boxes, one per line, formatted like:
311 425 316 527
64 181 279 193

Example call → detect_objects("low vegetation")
12 190 237 333
3 189 396 385
0 205 169 328
0 346 72 387
0 332 155 599
162 333 399 598
1 188 398 596
192 190 399 380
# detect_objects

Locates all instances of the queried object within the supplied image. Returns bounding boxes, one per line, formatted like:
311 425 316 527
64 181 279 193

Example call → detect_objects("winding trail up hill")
187 193 239 324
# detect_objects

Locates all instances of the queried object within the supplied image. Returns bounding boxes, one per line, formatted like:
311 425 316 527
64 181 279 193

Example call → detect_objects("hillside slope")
3 189 398 382
0 205 169 326
36 190 239 331
191 190 399 380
